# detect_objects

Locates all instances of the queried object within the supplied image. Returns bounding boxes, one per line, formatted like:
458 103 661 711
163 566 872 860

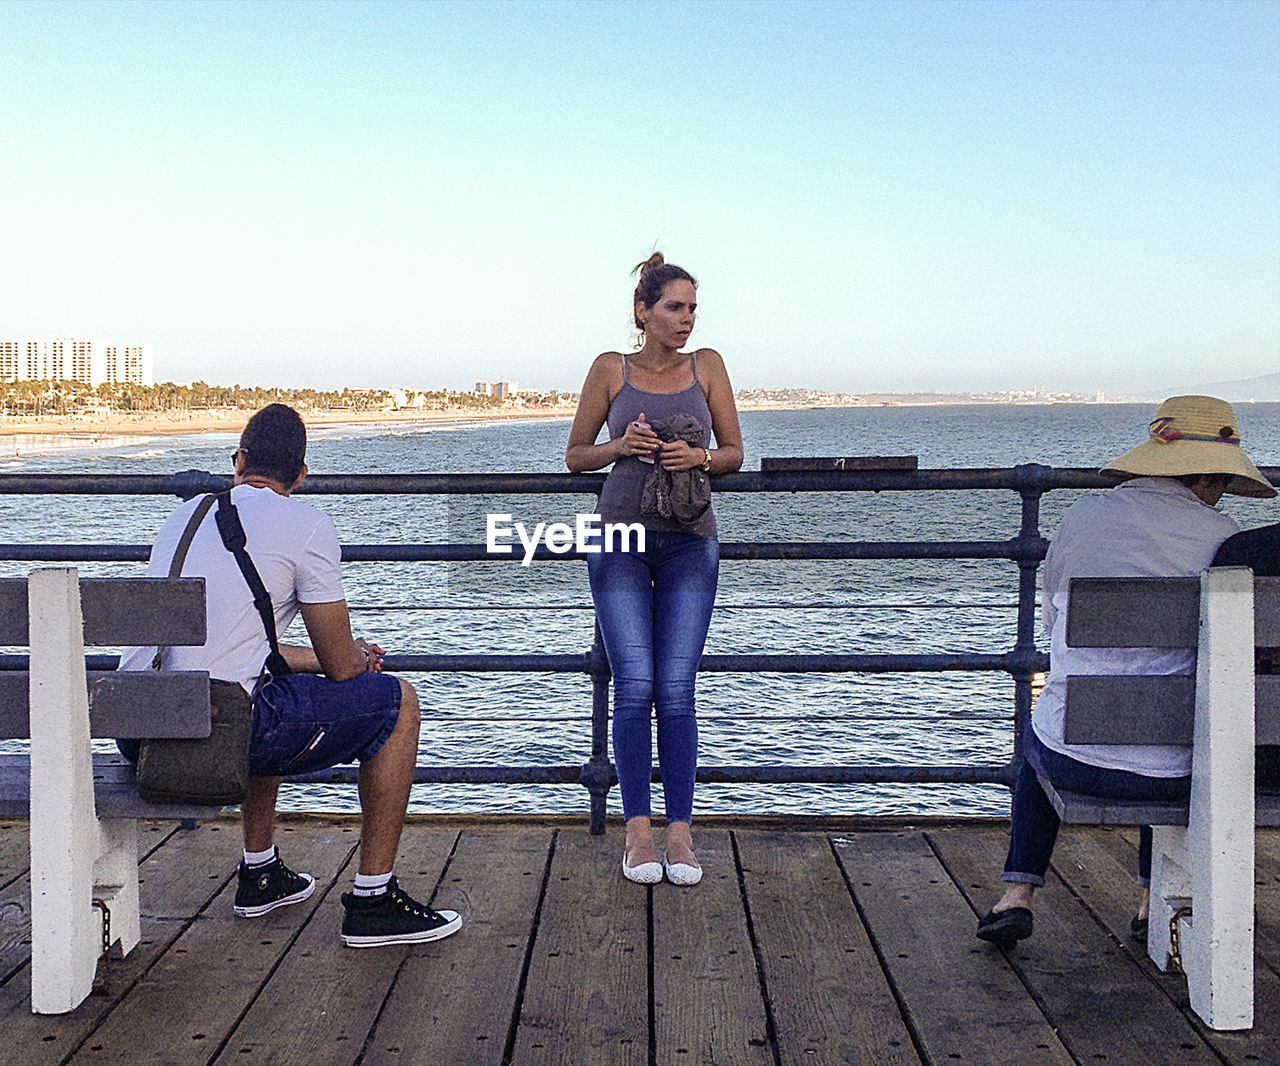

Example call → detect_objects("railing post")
579 620 615 834
1009 465 1050 784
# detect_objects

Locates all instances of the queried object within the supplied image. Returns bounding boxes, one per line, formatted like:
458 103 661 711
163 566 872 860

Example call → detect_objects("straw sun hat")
1101 395 1275 498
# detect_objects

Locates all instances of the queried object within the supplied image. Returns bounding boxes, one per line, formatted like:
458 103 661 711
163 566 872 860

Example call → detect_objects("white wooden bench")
0 568 221 1014
1036 567 1280 1030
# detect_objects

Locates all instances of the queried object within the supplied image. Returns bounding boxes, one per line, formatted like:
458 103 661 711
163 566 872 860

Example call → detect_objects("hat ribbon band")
1149 419 1239 446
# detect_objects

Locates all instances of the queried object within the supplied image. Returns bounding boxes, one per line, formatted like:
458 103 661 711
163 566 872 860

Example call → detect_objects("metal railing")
6 464 1272 831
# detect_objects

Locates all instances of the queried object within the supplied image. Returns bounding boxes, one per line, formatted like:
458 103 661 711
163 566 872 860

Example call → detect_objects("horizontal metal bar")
0 538 1049 565
283 763 1015 787
12 465 1273 498
0 650 1051 675
289 765 587 785
0 545 151 563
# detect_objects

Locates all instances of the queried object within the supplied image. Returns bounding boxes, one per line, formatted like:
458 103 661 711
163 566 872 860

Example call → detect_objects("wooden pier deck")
1 816 1278 1066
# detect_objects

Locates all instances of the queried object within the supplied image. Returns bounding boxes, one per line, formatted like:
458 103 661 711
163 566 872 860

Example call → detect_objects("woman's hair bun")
632 251 666 277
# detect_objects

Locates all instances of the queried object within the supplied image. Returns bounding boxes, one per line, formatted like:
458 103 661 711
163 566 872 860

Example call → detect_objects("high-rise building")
475 380 519 399
0 336 153 387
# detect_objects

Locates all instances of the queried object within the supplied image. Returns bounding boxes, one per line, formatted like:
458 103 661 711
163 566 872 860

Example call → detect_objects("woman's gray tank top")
596 353 717 538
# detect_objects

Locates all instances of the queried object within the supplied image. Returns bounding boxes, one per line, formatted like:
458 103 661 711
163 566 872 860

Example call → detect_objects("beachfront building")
0 336 153 387
475 379 519 399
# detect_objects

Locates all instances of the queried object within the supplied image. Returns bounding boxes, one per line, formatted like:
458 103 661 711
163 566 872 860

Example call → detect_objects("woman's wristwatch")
701 447 713 472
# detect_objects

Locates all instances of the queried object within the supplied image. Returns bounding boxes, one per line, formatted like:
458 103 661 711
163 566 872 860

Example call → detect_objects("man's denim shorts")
249 671 402 777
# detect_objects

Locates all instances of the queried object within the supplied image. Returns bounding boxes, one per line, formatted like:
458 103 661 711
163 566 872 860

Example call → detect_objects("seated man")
976 395 1274 948
120 403 461 947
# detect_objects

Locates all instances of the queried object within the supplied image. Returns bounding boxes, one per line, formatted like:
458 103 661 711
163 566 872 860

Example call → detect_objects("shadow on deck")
0 817 1277 1066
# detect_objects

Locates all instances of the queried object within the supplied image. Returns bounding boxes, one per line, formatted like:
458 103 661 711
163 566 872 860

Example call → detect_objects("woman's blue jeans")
587 530 719 823
1003 723 1190 887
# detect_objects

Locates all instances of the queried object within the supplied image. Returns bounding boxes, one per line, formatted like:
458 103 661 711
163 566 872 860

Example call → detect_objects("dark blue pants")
1003 723 1190 887
587 530 719 823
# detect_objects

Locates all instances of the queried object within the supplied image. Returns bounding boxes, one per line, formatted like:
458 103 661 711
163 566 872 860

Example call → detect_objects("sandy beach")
0 404 578 440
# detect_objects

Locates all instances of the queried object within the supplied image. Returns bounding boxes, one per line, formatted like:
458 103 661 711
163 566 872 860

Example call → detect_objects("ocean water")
3 403 1278 819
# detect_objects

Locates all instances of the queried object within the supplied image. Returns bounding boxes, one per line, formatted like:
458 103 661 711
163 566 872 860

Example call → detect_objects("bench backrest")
1063 573 1280 746
0 576 210 740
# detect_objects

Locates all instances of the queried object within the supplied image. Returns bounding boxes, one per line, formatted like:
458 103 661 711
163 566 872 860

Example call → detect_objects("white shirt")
1032 477 1239 776
118 484 346 689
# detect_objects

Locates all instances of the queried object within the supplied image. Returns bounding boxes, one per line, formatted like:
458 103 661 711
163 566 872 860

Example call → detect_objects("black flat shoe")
1130 914 1149 945
976 907 1034 948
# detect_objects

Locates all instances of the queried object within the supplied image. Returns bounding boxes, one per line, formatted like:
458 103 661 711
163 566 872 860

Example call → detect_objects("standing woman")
566 253 743 886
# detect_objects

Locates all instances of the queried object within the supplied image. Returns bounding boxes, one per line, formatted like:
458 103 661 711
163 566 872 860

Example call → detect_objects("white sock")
243 846 277 868
352 871 393 897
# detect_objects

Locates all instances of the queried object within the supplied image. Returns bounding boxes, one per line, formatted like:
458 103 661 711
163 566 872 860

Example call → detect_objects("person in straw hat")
976 395 1275 949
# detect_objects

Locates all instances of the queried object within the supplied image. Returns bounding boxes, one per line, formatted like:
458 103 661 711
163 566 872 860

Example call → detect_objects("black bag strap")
214 491 292 677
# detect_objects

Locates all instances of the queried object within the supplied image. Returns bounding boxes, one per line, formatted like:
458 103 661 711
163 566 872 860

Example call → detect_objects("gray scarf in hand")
640 413 712 529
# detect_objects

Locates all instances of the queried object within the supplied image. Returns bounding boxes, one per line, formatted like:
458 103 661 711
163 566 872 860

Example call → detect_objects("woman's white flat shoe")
663 859 703 886
622 852 663 884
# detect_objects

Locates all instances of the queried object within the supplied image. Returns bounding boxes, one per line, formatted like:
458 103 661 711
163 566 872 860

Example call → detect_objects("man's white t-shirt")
118 484 346 690
1032 477 1239 776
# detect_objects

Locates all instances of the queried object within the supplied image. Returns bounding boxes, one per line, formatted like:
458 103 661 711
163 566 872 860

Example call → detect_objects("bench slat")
0 753 225 819
1063 674 1280 745
1062 676 1194 745
1258 578 1280 645
1043 785 1191 826
1042 777 1280 829
0 671 212 739
1067 575 1280 649
1066 577 1199 648
0 577 207 646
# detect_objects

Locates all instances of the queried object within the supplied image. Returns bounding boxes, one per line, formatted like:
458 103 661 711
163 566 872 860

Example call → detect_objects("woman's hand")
621 416 661 461
658 440 708 471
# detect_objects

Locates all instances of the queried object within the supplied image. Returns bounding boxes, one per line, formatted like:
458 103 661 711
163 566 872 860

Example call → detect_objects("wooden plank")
0 672 212 740
0 818 244 1066
0 577 206 647
1256 577 1280 645
760 456 919 472
1052 827 1280 1064
1067 577 1199 648
62 821 356 1066
651 829 772 1065
931 825 1221 1065
1259 676 1280 744
1060 677 1278 749
1253 831 1280 972
1042 766 1190 826
0 754 225 821
0 869 32 988
510 827 648 1066
0 821 207 993
833 830 1074 1064
363 826 552 1066
209 827 458 1066
736 829 917 1065
0 580 26 643
0 675 26 739
0 818 28 891
1063 676 1195 745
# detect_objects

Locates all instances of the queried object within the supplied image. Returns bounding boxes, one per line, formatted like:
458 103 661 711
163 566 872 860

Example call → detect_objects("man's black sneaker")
340 875 462 948
233 851 316 918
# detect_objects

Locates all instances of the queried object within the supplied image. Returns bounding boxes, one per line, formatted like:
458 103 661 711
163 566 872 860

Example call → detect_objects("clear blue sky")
2 0 1276 396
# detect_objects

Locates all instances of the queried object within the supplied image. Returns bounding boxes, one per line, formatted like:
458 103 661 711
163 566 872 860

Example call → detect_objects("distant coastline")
0 405 577 440
1 390 1274 441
